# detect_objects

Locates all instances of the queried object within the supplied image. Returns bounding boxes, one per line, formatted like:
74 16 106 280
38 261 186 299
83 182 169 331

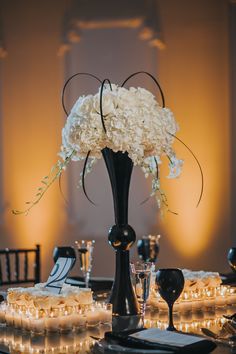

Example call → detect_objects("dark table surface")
1 273 236 353
0 322 235 354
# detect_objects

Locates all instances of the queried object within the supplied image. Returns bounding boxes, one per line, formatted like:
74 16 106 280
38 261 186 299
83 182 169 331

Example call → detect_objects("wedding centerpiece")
13 72 202 316
59 78 183 208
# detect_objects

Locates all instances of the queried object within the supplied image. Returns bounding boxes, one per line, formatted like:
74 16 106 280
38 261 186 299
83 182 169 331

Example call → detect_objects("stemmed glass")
137 235 161 263
75 240 95 288
130 261 152 326
156 268 184 331
227 247 236 272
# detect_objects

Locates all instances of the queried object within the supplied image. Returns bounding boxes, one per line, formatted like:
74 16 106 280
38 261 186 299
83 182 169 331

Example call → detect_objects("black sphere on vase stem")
227 247 236 272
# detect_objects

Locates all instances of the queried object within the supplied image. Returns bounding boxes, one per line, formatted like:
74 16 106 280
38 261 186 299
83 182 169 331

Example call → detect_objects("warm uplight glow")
2 11 66 279
157 7 230 262
160 158 222 258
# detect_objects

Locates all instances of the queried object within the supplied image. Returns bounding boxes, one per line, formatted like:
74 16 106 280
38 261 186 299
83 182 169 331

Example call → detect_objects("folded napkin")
105 328 217 353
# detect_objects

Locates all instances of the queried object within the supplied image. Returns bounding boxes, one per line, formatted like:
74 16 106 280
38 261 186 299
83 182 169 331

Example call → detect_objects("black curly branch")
121 71 165 108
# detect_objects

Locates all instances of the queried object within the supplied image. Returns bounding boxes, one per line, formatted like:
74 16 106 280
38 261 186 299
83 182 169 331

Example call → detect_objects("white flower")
60 83 183 208
93 91 117 116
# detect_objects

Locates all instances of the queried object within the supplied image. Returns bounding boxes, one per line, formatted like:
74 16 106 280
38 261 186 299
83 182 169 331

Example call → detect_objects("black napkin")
104 328 217 353
220 272 236 285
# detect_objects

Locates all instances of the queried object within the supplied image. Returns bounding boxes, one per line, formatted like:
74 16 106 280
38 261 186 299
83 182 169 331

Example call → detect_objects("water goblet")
75 240 95 288
130 261 152 326
227 247 236 272
137 235 161 263
156 268 184 331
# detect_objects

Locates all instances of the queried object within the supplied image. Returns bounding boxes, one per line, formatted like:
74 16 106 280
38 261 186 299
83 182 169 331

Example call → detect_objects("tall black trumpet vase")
102 147 139 316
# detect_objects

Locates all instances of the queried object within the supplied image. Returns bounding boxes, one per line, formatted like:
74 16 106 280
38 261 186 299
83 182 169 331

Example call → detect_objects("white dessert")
1 282 112 333
148 269 225 311
182 269 222 292
7 283 93 310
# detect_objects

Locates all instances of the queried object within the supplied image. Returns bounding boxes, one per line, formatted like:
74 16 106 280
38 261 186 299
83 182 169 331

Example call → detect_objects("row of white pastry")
6 282 93 311
181 269 222 291
0 283 112 332
148 269 227 310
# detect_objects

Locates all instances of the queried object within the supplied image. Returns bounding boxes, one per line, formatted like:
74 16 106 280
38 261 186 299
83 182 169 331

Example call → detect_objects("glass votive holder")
13 313 22 329
59 307 73 333
21 314 31 331
215 286 228 308
5 307 14 327
45 308 60 333
71 308 87 331
0 302 6 325
227 286 236 306
191 290 203 312
98 303 112 325
29 317 45 334
86 306 100 327
203 289 215 311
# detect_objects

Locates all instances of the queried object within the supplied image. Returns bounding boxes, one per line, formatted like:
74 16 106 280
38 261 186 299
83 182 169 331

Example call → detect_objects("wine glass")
130 261 152 326
156 268 184 331
137 235 161 263
227 247 236 272
75 240 95 288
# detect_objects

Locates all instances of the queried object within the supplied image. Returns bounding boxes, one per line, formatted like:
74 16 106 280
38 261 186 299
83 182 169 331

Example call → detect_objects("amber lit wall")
0 0 231 280
1 0 69 280
157 0 230 271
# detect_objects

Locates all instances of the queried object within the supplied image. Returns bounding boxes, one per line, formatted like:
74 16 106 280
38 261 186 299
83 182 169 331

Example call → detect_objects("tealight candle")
0 304 6 324
21 316 30 331
96 303 112 324
215 287 227 308
5 311 14 326
86 309 100 327
59 315 73 332
45 316 59 332
71 312 86 329
30 318 45 334
13 313 22 329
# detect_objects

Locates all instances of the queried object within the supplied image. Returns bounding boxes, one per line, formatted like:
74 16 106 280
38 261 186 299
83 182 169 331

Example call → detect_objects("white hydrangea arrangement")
13 83 184 215
61 84 183 202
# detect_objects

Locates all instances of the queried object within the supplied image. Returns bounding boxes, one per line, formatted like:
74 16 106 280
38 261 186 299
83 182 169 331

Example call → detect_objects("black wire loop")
99 79 113 133
61 72 102 116
121 71 165 108
169 133 204 208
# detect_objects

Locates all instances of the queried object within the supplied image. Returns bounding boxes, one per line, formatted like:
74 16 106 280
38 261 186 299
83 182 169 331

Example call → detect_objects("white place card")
130 328 205 347
45 257 75 294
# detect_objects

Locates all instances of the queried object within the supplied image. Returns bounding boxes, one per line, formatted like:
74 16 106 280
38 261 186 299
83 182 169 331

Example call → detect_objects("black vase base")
112 315 143 332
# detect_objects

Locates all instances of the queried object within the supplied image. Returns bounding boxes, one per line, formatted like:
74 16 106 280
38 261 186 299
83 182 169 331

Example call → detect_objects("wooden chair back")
0 244 40 286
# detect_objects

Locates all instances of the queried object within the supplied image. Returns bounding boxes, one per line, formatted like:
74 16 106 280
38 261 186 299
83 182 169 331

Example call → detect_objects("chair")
0 244 40 286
